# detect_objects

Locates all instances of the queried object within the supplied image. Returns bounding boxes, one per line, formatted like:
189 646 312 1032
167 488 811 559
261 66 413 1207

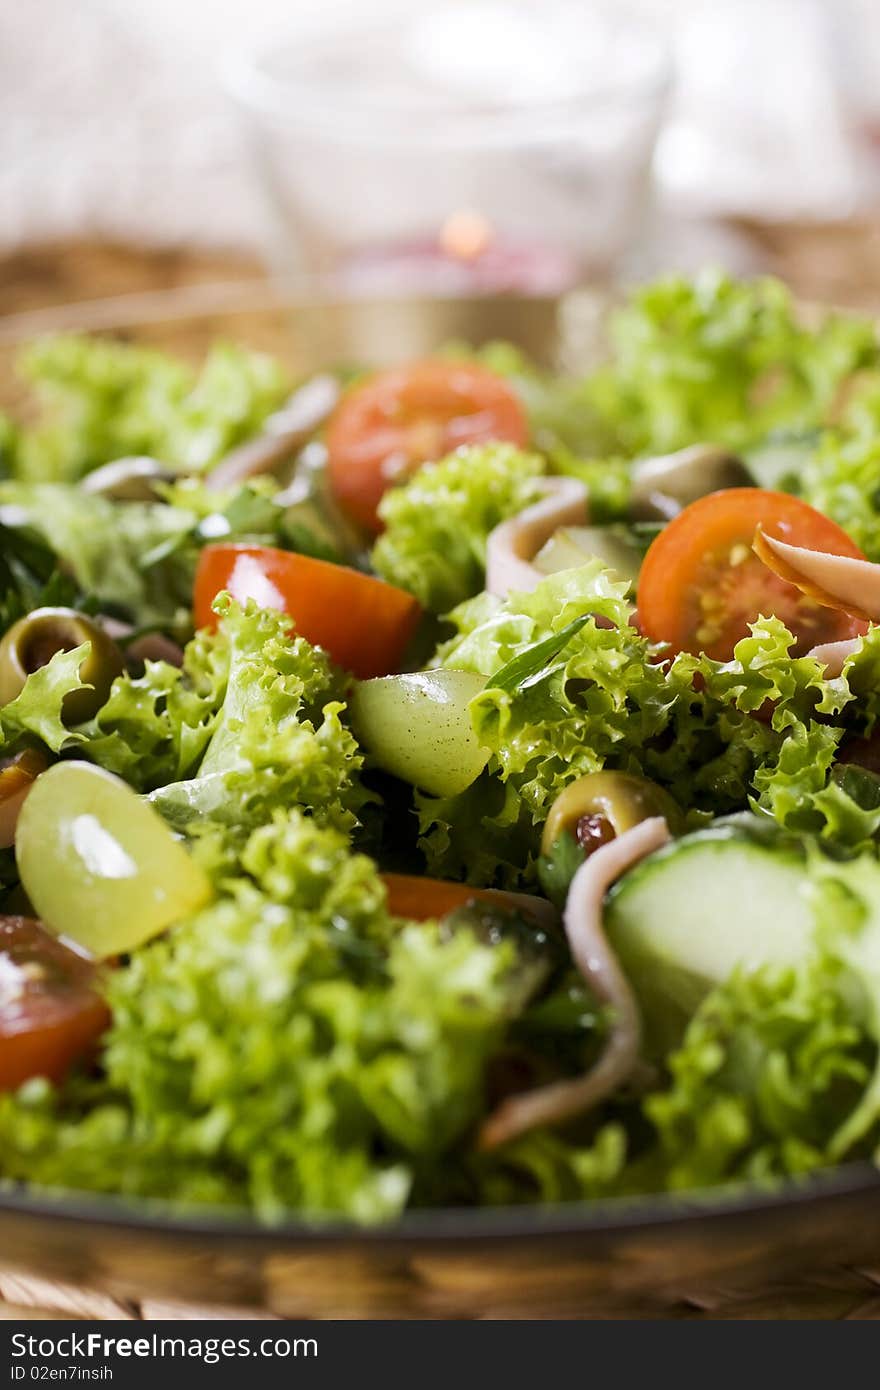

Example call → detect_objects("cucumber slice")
349 670 489 798
605 822 816 1055
533 526 641 590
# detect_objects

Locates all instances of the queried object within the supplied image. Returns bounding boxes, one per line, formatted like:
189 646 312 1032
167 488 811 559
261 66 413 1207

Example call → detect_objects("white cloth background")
2 0 880 257
0 0 271 251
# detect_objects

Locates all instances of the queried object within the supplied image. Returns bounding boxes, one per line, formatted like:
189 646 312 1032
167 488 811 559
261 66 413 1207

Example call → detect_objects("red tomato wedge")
381 873 555 926
194 544 421 679
637 489 869 661
0 916 110 1091
326 360 528 533
381 873 505 921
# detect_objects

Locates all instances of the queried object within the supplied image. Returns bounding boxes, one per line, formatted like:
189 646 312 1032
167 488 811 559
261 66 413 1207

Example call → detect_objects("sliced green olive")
541 771 684 858
630 444 752 521
81 456 173 502
0 608 125 723
0 747 48 849
538 771 683 907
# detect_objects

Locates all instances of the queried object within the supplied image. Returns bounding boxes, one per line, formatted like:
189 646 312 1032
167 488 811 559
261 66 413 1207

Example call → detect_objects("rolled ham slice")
478 816 670 1150
205 374 341 492
806 637 862 678
486 477 588 597
753 528 880 624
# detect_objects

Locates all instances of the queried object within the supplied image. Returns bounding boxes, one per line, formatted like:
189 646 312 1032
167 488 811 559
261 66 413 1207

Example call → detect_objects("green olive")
630 444 752 521
541 771 683 857
0 608 125 723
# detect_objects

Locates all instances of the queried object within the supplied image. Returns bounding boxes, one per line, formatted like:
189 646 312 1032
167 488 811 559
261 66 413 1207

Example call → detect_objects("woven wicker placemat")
4 1266 880 1320
0 1270 283 1322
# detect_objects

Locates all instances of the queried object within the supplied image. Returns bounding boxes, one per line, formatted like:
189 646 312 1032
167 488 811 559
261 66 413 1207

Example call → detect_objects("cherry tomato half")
638 489 869 661
326 360 528 533
0 916 110 1091
381 873 503 921
381 873 553 925
194 544 422 680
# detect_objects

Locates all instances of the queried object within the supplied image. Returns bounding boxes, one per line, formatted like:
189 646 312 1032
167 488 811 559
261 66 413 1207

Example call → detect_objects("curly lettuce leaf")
54 600 366 861
145 597 364 849
417 567 689 882
10 336 287 483
138 478 345 570
415 775 538 887
690 622 880 853
588 271 879 457
0 484 196 627
0 812 531 1222
431 566 685 845
800 431 880 561
644 960 876 1190
74 621 228 790
841 627 880 735
371 444 547 613
0 644 91 755
472 1123 627 1207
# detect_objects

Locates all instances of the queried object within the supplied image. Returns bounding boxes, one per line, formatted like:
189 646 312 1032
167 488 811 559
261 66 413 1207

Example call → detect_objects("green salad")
5 270 880 1223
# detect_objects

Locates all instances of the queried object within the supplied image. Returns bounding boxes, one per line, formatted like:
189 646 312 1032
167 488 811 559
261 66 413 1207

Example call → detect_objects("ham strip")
485 477 588 597
478 816 670 1150
753 528 880 624
205 375 340 492
752 528 880 673
806 637 862 678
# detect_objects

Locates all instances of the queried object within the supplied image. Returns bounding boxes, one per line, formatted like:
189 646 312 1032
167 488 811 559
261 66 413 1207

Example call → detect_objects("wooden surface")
0 1272 275 1321
0 241 264 319
5 1266 880 1321
3 230 880 1322
6 221 880 321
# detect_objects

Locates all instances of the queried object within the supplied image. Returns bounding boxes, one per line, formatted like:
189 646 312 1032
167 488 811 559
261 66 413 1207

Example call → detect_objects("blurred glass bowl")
226 0 670 302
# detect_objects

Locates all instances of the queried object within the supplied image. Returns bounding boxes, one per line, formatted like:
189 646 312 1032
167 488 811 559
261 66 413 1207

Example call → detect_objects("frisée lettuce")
0 812 533 1220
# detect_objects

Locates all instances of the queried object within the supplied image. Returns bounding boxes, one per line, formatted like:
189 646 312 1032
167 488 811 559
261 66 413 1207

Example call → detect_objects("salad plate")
3 1167 880 1317
4 279 880 1319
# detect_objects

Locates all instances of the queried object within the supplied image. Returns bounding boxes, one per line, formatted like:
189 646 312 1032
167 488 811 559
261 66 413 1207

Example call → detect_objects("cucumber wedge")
605 821 816 1055
16 762 213 959
533 526 642 590
349 670 490 798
